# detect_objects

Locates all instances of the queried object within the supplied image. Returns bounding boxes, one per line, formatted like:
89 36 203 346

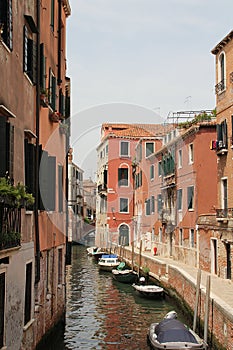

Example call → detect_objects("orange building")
96 123 167 249
197 30 233 280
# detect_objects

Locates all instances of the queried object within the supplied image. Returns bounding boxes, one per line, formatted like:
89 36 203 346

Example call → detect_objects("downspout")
35 0 41 283
57 0 62 85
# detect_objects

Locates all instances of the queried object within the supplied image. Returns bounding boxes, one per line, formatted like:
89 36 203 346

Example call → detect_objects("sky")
66 0 233 179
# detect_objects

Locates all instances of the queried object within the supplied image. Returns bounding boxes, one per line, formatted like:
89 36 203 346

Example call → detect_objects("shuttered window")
49 69 56 111
0 118 14 179
23 25 36 84
24 140 36 196
0 0 13 50
40 43 46 91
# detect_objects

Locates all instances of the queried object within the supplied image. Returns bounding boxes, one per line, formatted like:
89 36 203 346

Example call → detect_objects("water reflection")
38 245 187 349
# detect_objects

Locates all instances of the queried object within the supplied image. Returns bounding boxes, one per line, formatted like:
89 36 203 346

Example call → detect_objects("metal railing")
0 204 21 250
216 208 233 220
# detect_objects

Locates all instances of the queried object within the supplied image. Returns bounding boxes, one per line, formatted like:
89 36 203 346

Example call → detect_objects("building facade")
0 1 71 348
96 123 166 249
197 30 233 280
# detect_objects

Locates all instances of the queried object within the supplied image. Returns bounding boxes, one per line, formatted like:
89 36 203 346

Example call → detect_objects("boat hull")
147 320 207 349
112 269 138 284
132 284 164 298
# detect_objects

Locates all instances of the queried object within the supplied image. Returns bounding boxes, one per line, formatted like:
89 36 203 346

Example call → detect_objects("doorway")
226 243 231 280
211 238 217 275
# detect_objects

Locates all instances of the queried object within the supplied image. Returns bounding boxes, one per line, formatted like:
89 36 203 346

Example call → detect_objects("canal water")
38 245 189 350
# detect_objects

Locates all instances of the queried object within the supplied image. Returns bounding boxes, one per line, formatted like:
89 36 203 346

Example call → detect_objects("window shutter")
6 123 14 179
39 149 48 210
24 140 36 195
32 40 37 84
0 118 7 177
40 43 45 89
58 165 63 212
48 156 56 211
51 75 56 111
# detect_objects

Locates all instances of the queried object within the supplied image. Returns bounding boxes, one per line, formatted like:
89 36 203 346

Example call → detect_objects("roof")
211 30 233 55
101 123 172 140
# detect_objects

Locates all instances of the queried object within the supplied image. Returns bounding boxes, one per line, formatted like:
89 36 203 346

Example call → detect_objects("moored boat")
132 283 164 298
147 311 207 349
98 254 120 272
112 268 138 284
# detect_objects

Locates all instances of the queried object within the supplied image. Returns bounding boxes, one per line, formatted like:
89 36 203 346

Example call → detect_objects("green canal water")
37 245 190 349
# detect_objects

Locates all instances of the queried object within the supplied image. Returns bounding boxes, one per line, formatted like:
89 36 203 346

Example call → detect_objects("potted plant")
0 177 34 208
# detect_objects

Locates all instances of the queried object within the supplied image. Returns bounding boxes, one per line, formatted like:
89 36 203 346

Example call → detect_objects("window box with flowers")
49 111 61 123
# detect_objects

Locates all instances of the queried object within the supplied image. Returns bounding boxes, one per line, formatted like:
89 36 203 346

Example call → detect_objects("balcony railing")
0 204 21 250
215 80 225 94
159 208 176 225
216 208 233 221
98 184 107 195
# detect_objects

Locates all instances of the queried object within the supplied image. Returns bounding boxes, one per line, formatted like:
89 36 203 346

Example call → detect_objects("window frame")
118 167 129 187
120 141 129 157
187 186 194 210
119 197 129 213
150 164 154 180
0 0 13 50
189 144 194 164
145 142 154 158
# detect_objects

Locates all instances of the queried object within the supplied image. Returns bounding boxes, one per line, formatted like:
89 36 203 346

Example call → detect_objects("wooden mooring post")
193 269 201 332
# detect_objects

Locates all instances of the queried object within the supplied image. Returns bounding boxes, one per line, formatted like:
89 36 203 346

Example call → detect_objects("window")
178 149 182 168
145 198 150 215
189 144 194 164
150 164 154 180
158 161 162 177
0 117 14 179
218 52 226 93
49 69 56 111
24 262 32 325
145 142 154 157
187 186 194 210
120 141 129 157
23 25 36 84
179 229 183 246
120 198 128 213
58 248 63 285
136 143 142 162
151 196 155 213
0 0 13 50
177 189 182 211
189 229 195 248
159 227 162 243
157 194 162 213
217 119 228 149
221 178 228 213
0 273 5 348
118 168 128 186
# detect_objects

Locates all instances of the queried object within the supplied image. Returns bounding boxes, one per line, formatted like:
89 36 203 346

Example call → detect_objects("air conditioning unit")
218 140 223 148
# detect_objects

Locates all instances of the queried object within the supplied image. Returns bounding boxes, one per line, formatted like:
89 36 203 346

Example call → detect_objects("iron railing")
216 208 233 220
0 203 21 250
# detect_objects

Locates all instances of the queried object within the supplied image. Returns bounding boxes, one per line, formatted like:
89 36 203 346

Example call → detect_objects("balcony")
0 204 21 251
216 208 233 222
98 184 107 196
215 80 225 94
159 208 176 226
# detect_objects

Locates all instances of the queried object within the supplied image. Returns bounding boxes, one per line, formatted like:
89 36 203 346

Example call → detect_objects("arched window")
217 52 226 93
119 224 129 246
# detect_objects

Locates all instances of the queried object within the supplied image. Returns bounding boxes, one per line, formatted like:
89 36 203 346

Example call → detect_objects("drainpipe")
57 0 62 85
35 0 41 283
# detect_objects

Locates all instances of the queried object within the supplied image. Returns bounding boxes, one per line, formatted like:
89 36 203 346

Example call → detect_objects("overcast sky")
66 0 233 179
